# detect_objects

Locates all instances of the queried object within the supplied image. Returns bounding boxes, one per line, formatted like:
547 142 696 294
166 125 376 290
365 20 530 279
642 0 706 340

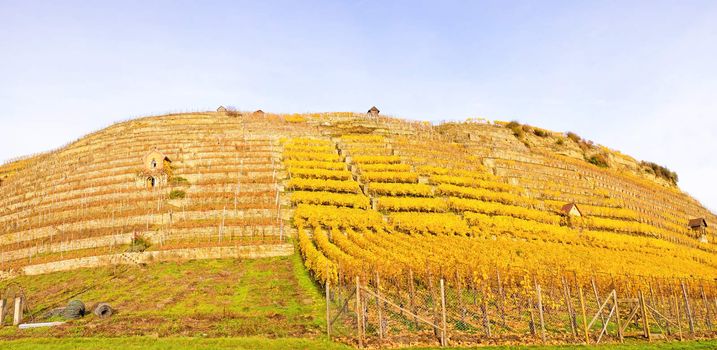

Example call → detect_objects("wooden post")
536 283 546 343
675 294 684 341
613 290 623 343
13 297 23 326
440 278 447 347
376 272 384 341
562 276 577 338
701 284 712 331
639 290 651 341
356 276 363 348
681 280 695 333
579 286 589 344
496 268 507 326
0 298 5 326
481 282 492 338
409 270 418 327
326 281 331 339
591 276 607 326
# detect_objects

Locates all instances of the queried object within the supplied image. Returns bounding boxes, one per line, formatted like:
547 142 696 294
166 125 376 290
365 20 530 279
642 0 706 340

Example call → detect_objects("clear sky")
1 0 716 211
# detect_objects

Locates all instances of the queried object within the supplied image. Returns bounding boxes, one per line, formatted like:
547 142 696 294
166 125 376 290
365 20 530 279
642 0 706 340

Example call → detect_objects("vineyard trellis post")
375 272 384 341
481 281 492 337
578 286 589 344
535 282 546 343
326 280 330 339
440 278 447 347
681 280 695 333
13 296 23 325
409 269 418 328
638 290 651 341
562 276 577 338
700 283 712 331
0 298 5 326
496 268 506 326
591 275 607 326
356 276 363 348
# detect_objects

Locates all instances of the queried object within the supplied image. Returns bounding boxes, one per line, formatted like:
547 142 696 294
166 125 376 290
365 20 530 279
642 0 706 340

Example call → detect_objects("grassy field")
2 337 717 350
0 254 325 339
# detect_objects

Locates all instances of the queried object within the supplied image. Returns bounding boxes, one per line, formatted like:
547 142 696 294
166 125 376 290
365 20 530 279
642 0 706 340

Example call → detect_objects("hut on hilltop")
367 106 380 118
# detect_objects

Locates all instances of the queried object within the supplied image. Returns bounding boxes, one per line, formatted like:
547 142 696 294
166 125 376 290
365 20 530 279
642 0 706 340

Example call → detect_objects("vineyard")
0 110 715 348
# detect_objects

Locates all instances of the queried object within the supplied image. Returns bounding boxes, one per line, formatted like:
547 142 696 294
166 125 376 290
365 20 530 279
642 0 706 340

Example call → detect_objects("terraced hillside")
1 110 716 346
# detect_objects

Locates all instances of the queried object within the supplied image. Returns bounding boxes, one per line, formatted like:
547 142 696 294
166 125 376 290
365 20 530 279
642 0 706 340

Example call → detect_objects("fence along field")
1 110 716 347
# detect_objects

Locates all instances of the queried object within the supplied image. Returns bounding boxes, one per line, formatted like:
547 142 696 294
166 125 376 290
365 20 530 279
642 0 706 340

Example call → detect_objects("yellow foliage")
297 226 337 284
286 178 360 193
289 168 352 180
358 163 412 172
437 183 537 207
361 171 418 183
377 197 448 212
431 175 515 192
368 183 433 197
352 155 401 164
291 191 370 209
284 160 346 170
294 204 383 229
449 197 560 224
390 212 469 236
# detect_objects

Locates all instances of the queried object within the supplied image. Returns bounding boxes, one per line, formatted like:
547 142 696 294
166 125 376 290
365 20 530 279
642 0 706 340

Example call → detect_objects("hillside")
1 110 716 347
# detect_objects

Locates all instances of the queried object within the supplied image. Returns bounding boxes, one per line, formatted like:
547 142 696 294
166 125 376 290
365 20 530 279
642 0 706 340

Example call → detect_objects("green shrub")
169 189 186 199
641 161 678 184
566 132 581 143
506 121 525 139
533 129 548 137
171 176 189 185
555 138 565 146
127 234 151 252
586 154 609 168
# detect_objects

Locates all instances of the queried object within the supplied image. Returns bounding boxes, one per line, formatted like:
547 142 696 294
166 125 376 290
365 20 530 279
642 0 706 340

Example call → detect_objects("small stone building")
253 109 265 117
367 106 380 118
689 218 708 242
217 106 227 113
144 150 171 171
560 203 582 217
142 150 172 188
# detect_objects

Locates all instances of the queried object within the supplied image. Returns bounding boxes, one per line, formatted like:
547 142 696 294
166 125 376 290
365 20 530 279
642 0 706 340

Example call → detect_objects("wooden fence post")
326 281 331 339
701 284 712 331
614 290 623 343
13 297 23 326
481 282 492 338
681 280 695 333
536 283 546 343
592 276 607 326
496 268 506 326
356 276 363 348
0 298 5 326
579 286 589 344
639 290 651 341
376 272 384 341
562 276 577 338
440 278 447 347
409 270 418 327
675 294 684 341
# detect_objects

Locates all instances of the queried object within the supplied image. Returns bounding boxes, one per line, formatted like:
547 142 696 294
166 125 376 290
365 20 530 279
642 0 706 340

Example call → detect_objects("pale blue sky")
1 1 716 210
